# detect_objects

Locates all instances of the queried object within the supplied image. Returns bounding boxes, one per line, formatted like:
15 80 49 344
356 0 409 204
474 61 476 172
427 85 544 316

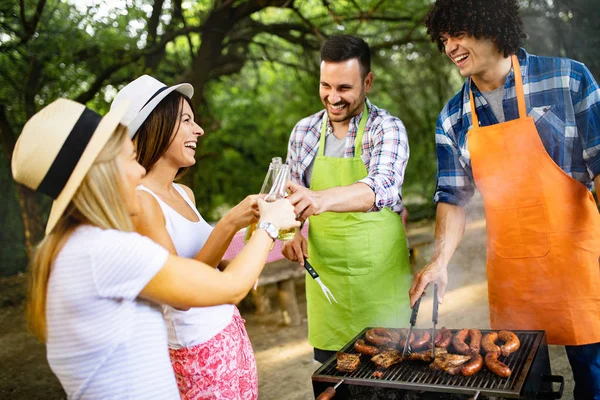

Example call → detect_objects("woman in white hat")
11 99 298 400
111 75 268 399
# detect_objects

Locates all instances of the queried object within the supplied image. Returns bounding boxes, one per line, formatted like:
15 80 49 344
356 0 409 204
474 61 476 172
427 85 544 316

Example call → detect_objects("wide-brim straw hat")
11 98 128 235
110 75 194 137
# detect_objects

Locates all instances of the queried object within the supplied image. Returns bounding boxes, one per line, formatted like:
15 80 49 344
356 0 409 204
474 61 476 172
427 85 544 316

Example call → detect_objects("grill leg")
523 337 553 398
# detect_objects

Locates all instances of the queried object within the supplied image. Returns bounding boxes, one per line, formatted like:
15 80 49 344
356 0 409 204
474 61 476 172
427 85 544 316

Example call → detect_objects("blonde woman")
11 99 298 400
111 75 264 399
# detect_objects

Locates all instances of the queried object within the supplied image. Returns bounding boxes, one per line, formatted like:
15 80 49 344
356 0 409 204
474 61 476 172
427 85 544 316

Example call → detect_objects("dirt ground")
0 193 575 399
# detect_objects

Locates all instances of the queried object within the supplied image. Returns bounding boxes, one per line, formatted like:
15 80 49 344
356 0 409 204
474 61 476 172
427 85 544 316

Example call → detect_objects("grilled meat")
411 329 432 351
354 339 380 356
469 329 482 354
370 349 404 369
396 328 416 349
436 327 453 348
429 352 472 375
482 330 520 356
407 347 447 362
335 352 361 373
498 330 520 356
485 351 512 378
453 328 483 355
452 329 471 355
461 350 483 377
482 332 501 354
365 328 401 347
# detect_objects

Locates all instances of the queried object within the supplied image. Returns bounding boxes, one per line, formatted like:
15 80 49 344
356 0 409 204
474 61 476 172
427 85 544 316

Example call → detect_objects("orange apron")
467 55 600 345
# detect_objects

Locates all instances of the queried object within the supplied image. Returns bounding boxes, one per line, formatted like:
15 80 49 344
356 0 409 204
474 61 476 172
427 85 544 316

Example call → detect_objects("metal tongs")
402 284 439 357
304 259 337 305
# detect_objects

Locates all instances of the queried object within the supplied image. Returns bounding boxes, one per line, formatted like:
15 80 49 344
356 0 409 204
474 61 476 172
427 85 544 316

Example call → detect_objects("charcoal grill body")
312 328 563 399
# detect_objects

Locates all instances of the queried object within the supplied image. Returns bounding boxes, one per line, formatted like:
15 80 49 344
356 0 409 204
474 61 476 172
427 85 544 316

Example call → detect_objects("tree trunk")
15 185 45 257
0 105 45 259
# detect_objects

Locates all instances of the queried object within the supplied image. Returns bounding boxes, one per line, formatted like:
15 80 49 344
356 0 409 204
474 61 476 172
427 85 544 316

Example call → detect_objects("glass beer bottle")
267 165 296 242
244 157 283 243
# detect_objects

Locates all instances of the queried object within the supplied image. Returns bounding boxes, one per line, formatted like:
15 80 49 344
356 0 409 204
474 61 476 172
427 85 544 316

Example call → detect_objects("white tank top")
137 184 234 349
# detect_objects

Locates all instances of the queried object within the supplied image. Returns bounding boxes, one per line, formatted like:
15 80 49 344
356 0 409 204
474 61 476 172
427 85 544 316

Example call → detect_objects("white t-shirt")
46 225 178 399
137 184 235 349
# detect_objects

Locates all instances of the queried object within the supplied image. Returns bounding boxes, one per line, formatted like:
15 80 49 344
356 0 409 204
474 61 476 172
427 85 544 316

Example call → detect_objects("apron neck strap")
469 54 526 127
512 54 527 118
319 103 369 157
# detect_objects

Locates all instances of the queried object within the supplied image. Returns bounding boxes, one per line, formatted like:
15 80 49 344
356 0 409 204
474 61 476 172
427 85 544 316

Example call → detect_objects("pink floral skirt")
169 307 258 400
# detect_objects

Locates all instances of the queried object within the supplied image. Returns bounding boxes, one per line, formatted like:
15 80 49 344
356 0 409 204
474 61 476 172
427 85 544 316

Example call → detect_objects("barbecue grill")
312 328 563 399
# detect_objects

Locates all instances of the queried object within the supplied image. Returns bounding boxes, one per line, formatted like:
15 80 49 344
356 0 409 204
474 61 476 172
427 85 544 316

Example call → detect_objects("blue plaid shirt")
286 99 409 213
435 48 600 206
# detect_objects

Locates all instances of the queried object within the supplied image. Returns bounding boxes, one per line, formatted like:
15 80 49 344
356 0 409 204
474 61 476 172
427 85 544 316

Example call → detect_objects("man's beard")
325 90 365 123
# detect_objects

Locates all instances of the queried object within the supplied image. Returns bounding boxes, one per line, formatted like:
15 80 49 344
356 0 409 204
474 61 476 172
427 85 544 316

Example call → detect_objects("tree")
0 0 432 272
523 0 600 78
2 0 594 274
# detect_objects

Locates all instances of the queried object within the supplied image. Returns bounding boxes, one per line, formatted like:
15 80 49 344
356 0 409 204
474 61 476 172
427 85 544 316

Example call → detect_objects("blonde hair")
27 125 132 342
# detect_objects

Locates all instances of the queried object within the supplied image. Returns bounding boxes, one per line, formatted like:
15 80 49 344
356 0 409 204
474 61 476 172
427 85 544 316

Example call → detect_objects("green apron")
307 105 412 351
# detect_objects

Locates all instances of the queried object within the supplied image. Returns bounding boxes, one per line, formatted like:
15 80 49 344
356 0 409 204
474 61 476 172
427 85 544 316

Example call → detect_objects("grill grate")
312 328 545 398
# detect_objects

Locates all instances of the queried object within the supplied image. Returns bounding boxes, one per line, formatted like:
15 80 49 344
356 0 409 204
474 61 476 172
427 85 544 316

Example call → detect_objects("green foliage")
371 39 462 203
195 61 319 219
0 0 597 276
523 0 600 78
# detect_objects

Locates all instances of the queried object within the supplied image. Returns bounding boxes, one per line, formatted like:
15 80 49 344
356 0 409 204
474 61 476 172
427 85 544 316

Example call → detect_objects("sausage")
398 328 416 349
354 339 379 356
482 332 501 354
437 327 453 348
469 329 482 354
432 329 443 346
365 328 392 347
461 351 483 377
396 328 409 337
387 329 401 346
452 329 471 355
498 330 520 357
412 329 431 350
485 352 511 378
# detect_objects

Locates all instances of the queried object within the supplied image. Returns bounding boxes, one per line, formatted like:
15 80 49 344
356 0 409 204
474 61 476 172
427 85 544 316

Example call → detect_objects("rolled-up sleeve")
433 115 474 206
358 117 409 211
286 122 304 185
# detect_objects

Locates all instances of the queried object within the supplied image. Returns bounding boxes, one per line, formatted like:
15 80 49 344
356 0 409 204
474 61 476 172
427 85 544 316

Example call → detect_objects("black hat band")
37 108 102 199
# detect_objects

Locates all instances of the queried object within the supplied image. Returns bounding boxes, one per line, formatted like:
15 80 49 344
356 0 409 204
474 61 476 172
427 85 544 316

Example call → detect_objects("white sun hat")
110 75 194 137
11 98 128 234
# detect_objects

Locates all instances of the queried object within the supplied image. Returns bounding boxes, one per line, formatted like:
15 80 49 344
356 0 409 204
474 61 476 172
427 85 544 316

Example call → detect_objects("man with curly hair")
409 0 600 397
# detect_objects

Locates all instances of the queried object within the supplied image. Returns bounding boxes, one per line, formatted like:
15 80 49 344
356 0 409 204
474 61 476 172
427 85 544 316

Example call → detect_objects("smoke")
522 0 600 78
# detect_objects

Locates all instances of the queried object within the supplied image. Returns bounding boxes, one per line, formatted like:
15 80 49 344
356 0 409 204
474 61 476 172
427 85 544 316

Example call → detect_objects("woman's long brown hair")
134 91 194 179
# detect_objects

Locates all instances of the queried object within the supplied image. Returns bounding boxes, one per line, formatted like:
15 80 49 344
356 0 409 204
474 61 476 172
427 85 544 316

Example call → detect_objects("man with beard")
282 35 412 363
409 0 600 397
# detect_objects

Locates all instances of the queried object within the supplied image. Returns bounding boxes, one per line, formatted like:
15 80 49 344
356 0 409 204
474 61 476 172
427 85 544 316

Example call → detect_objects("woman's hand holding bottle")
224 194 262 230
257 198 300 232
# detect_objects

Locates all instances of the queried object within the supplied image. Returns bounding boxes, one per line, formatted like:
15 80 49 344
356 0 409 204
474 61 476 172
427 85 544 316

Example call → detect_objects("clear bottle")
244 157 283 243
268 165 296 241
